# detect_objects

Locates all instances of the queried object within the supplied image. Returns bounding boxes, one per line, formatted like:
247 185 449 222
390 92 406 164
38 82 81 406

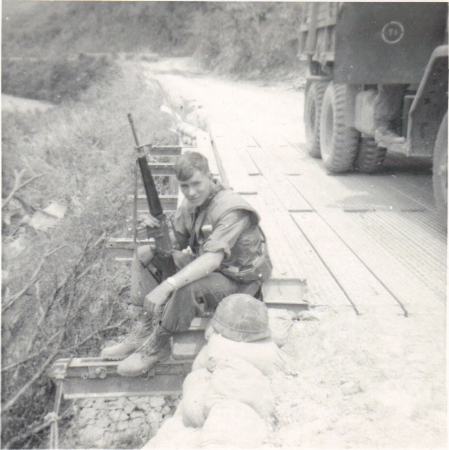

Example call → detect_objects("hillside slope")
2 1 304 75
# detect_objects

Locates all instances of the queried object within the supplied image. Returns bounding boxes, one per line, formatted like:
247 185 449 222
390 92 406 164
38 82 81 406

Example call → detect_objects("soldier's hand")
140 214 160 228
144 282 174 315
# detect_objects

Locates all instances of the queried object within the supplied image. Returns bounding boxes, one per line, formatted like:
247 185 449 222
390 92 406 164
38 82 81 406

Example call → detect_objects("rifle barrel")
138 155 163 218
127 113 140 147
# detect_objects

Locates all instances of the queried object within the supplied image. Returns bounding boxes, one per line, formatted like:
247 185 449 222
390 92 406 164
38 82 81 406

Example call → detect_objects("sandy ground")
145 58 447 449
271 306 446 448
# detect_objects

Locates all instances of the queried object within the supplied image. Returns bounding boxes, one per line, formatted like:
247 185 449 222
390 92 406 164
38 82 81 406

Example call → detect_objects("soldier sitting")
101 151 272 376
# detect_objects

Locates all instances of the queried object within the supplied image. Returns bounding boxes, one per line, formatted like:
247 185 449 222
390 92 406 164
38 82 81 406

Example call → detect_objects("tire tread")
354 138 387 173
320 82 360 173
305 81 328 158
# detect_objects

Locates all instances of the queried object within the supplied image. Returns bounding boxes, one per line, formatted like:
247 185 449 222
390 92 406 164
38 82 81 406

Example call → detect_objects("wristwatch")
166 277 178 290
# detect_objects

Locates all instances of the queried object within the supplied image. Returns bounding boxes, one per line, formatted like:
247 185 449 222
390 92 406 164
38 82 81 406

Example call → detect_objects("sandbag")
173 400 184 417
182 368 211 428
205 357 274 420
204 322 215 341
206 333 286 376
200 399 267 448
192 345 209 372
267 308 293 347
143 413 200 449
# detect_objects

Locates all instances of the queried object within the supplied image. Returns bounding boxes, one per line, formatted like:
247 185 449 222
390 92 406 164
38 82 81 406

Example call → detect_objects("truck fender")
408 45 448 157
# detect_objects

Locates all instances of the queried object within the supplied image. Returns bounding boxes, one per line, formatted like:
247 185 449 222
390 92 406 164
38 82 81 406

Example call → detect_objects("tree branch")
1 235 112 414
2 170 47 210
12 193 36 215
35 241 88 325
2 258 79 413
2 169 26 209
1 331 64 413
2 245 69 313
63 316 127 353
3 404 73 450
2 331 60 373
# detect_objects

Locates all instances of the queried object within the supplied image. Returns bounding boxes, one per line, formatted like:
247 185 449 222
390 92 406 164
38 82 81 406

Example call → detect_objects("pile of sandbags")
144 294 293 449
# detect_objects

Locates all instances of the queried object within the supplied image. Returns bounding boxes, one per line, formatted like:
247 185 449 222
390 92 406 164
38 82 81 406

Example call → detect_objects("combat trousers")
129 248 257 333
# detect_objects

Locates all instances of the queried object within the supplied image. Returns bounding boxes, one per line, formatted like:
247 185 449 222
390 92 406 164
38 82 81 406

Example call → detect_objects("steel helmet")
211 293 271 342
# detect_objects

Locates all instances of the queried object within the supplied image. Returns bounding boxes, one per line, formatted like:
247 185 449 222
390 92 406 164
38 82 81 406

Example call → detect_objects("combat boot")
101 310 154 360
116 324 172 376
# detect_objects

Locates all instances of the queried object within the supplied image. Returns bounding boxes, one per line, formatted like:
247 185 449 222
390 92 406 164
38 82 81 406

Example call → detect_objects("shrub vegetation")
2 1 305 77
2 61 178 449
2 54 118 103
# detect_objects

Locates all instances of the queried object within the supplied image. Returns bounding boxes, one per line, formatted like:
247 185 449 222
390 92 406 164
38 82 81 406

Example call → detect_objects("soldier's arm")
144 251 224 313
164 251 225 290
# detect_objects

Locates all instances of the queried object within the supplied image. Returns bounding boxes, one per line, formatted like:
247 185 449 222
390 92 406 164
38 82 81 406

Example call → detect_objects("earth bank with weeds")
2 59 178 449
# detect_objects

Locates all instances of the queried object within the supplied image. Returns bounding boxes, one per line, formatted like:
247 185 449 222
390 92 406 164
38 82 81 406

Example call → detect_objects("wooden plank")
246 147 313 212
285 157 426 213
343 210 446 300
245 192 303 280
211 124 258 195
292 142 435 213
230 131 260 176
195 130 220 177
287 160 441 240
310 209 446 312
291 212 405 315
245 177 351 309
251 133 307 175
354 173 435 211
345 174 433 213
288 172 445 311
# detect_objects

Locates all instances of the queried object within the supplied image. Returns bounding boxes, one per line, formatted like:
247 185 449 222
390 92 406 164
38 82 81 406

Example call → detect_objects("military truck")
299 2 448 222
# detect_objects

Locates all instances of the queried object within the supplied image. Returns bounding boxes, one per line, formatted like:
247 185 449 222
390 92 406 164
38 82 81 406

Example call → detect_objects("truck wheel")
304 81 328 158
320 82 360 172
432 112 448 226
354 138 387 173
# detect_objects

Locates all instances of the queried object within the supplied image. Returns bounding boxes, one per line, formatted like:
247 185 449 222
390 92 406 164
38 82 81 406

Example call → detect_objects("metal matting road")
146 60 447 318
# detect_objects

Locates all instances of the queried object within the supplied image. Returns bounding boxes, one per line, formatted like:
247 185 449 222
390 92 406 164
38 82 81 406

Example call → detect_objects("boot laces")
121 312 152 343
139 328 171 357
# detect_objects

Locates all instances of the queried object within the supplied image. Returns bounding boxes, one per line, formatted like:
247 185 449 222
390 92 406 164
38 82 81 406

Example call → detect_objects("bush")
2 54 117 104
3 2 305 79
190 3 304 75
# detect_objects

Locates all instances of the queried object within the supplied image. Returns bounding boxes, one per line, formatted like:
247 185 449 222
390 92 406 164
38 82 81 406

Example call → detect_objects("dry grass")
1 59 178 449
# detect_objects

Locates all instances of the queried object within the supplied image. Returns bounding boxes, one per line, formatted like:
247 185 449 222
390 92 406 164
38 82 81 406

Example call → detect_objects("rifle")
128 113 177 281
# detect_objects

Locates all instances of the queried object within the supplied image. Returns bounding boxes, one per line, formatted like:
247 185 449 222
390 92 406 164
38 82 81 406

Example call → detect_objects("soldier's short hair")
174 151 210 181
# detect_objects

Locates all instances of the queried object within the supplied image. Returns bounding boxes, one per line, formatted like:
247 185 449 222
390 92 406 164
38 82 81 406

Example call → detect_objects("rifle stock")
129 114 177 281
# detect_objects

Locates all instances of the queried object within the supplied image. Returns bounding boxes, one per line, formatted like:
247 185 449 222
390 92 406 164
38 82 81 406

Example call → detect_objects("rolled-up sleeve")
202 210 250 258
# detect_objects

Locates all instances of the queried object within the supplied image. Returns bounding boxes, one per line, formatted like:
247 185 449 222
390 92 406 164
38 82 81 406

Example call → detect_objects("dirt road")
145 58 446 448
2 93 54 113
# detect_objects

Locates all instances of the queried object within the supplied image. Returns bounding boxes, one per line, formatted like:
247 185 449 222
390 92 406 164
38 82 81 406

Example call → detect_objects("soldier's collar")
196 178 224 212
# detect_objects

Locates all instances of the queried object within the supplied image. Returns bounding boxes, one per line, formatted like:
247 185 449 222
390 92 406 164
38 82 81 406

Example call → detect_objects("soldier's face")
179 169 213 207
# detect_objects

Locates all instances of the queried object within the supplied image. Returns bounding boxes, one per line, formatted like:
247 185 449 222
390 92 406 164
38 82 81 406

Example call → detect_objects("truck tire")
432 112 448 226
320 82 360 172
304 81 328 158
354 138 387 173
